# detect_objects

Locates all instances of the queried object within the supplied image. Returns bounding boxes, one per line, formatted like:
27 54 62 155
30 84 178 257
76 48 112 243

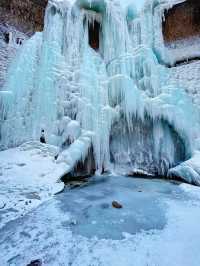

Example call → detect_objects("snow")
1 176 200 266
165 37 200 66
56 130 93 174
0 142 65 228
169 151 200 186
168 60 200 106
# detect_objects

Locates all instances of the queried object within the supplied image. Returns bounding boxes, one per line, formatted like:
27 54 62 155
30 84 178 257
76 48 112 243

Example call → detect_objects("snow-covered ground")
0 142 65 228
1 175 200 266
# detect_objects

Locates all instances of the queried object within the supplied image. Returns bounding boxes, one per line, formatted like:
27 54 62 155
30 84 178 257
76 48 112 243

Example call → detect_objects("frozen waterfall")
0 0 200 184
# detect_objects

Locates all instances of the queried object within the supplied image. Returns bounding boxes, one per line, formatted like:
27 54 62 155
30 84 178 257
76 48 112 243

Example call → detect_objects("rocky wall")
0 0 48 34
0 0 48 89
163 0 200 44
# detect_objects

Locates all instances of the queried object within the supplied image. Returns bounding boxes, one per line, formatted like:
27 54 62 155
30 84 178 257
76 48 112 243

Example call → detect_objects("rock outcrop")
163 0 200 44
0 0 48 34
0 0 48 88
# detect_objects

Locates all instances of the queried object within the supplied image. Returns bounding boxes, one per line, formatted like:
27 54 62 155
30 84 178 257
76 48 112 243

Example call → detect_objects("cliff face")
0 0 48 34
163 0 200 44
0 0 48 88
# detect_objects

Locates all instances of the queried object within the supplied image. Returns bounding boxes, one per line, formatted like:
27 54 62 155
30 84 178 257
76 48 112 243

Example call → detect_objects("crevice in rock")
88 20 100 50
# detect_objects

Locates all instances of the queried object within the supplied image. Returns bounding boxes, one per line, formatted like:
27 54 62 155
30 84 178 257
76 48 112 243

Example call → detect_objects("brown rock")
112 201 123 209
163 1 200 44
0 0 48 35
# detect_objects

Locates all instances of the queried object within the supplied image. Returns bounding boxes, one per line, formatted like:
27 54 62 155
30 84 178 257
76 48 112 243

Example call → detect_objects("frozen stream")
1 176 200 266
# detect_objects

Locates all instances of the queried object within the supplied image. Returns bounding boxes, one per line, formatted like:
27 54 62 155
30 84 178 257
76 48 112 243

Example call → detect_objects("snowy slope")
0 142 65 228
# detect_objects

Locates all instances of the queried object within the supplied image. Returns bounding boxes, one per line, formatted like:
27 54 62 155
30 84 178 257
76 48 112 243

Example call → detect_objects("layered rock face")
163 0 200 44
0 0 47 88
0 0 48 34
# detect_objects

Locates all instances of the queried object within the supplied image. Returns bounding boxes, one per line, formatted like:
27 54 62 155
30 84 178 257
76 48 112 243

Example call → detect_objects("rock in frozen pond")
112 201 123 209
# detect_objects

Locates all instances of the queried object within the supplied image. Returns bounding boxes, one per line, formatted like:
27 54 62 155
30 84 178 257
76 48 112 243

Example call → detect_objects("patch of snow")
165 37 200 66
168 60 200 106
0 141 65 228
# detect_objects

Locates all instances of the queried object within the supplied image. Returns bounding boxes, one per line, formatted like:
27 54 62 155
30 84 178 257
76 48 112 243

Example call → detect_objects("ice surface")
1 0 200 184
59 176 172 239
1 176 200 266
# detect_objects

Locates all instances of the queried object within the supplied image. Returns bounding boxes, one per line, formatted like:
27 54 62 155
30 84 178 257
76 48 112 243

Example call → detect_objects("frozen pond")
1 176 200 266
59 176 184 240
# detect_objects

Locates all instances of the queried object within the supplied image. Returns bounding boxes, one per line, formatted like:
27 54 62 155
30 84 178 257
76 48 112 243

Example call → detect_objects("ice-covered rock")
169 151 200 186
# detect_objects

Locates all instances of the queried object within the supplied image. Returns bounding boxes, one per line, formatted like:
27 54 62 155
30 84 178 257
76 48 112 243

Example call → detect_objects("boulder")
112 201 123 209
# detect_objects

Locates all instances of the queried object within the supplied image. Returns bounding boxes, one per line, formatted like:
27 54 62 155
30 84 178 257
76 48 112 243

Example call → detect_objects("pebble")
112 201 123 209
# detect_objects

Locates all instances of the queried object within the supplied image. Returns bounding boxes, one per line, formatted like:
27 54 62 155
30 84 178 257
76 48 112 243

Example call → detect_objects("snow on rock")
168 60 200 107
0 141 65 228
56 130 93 175
66 120 81 142
165 37 200 65
169 151 200 186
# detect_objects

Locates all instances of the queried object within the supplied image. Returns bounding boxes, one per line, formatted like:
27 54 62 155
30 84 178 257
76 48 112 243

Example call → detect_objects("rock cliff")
163 0 200 44
0 0 48 34
0 0 48 88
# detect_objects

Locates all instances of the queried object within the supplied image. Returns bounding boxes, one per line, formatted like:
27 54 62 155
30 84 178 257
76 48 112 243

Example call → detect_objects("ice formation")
1 0 200 184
